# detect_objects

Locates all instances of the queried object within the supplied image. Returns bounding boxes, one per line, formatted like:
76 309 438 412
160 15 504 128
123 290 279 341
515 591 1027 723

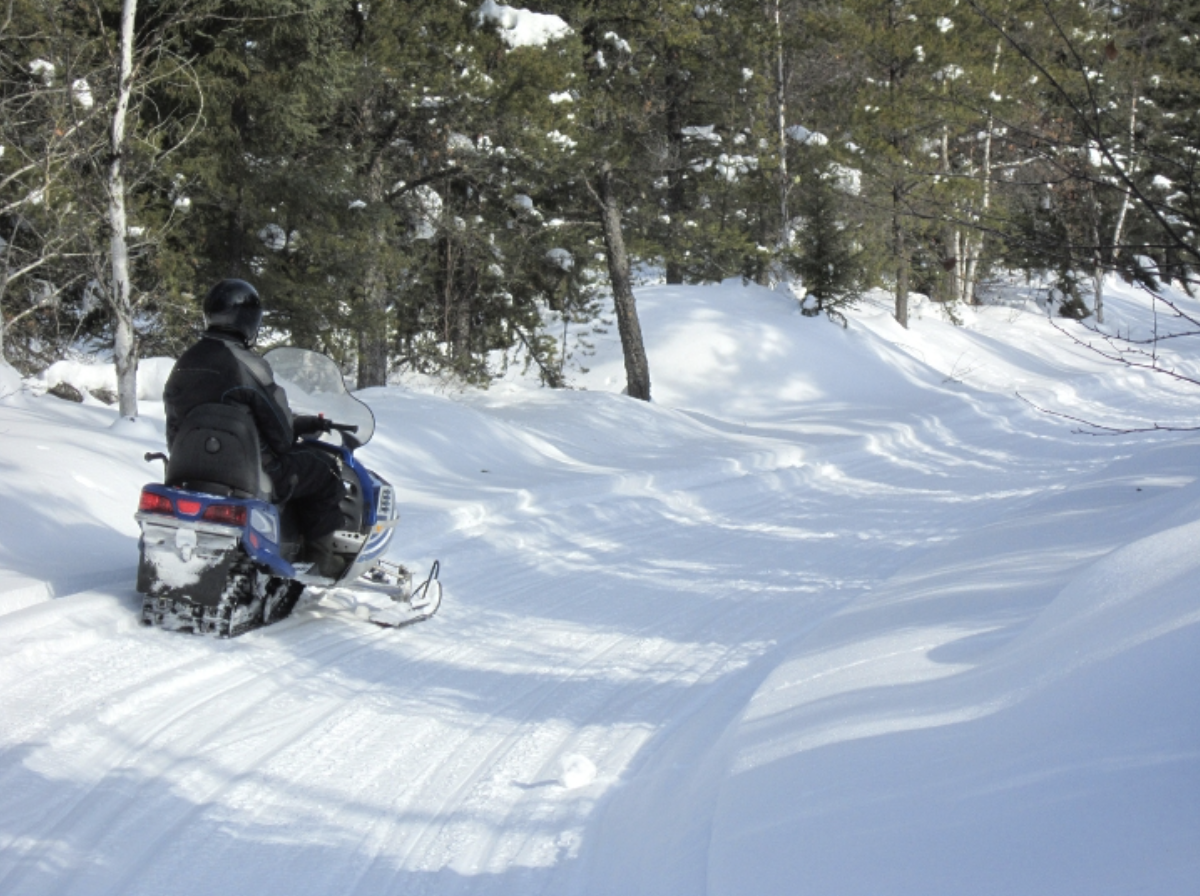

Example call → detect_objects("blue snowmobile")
135 347 440 637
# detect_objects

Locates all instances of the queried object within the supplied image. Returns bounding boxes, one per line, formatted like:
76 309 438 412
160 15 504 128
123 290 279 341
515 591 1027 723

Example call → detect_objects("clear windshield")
264 347 376 445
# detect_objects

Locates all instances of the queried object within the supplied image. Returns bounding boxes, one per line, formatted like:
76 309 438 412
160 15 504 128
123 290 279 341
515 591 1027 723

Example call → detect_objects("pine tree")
788 144 872 317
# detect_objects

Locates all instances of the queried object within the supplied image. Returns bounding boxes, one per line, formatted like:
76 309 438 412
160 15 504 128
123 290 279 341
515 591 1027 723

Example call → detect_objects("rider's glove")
293 414 333 436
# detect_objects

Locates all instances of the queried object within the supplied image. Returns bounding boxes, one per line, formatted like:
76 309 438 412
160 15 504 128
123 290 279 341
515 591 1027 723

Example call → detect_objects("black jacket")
164 331 295 461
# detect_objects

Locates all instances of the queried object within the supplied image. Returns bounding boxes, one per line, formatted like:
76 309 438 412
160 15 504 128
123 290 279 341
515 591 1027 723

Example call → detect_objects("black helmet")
203 278 262 345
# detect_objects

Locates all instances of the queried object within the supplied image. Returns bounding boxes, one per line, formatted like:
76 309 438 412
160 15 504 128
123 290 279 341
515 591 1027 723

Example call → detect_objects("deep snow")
0 278 1197 895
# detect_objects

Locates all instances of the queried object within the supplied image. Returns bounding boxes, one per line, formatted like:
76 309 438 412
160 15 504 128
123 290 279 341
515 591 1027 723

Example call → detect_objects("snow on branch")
475 1 572 49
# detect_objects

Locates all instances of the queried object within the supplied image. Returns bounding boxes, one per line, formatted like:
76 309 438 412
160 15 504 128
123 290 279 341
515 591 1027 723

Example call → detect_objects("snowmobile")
134 346 441 637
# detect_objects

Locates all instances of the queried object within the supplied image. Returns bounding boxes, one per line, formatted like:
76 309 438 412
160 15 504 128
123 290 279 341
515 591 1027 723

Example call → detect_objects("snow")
2 278 1199 894
70 78 94 109
545 247 573 271
603 32 631 54
545 130 577 151
411 184 444 240
29 58 54 84
682 125 722 144
557 754 597 790
259 222 288 248
0 359 22 400
475 1 571 49
38 356 176 403
785 124 829 146
830 162 862 194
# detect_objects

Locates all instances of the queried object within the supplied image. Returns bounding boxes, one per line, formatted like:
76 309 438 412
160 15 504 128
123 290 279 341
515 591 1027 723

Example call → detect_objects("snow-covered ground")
1 279 1197 895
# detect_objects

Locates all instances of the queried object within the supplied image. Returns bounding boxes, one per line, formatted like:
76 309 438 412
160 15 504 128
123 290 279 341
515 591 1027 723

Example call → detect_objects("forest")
1 0 1197 415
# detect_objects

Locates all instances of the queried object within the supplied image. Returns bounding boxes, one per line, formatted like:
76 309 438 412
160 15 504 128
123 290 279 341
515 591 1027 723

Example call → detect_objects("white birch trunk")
1093 88 1142 325
109 0 138 418
1109 89 1140 265
773 0 789 249
963 118 994 305
963 40 1004 306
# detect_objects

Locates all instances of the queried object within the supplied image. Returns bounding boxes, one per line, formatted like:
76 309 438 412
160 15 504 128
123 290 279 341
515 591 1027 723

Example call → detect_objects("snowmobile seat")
166 402 273 501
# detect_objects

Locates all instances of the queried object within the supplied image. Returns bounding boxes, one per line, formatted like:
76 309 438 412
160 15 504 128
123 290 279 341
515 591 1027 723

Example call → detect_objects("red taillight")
176 499 202 516
139 490 174 515
202 503 247 527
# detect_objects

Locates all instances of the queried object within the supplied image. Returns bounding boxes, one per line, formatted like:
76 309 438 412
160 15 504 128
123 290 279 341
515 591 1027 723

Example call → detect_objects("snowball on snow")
557 754 596 789
475 0 572 48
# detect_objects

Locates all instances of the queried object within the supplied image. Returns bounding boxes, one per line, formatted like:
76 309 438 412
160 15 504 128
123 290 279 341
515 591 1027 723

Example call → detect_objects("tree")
788 143 872 317
966 0 1200 315
107 0 137 415
90 0 218 415
534 0 656 400
0 1 109 370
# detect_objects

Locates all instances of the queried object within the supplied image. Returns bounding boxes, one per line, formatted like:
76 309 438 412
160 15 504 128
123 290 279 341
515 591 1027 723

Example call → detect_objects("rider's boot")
306 532 345 579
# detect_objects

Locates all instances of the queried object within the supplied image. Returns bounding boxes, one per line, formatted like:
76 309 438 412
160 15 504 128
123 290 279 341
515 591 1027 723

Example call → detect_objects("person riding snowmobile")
163 278 346 576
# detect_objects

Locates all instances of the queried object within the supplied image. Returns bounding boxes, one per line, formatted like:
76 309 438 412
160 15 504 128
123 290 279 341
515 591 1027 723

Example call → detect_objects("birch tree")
108 0 137 416
0 2 107 368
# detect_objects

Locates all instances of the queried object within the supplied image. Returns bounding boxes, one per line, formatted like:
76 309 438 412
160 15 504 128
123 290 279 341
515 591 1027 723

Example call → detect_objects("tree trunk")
356 274 389 388
963 116 995 305
665 62 686 285
109 0 138 418
357 153 390 389
1091 229 1105 325
964 40 1004 306
939 110 959 303
453 267 471 365
773 0 790 250
595 164 651 401
1106 86 1140 317
893 185 909 329
1093 86 1142 327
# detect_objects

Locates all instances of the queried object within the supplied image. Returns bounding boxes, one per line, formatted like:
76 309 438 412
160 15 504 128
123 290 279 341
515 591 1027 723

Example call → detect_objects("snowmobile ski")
368 560 442 628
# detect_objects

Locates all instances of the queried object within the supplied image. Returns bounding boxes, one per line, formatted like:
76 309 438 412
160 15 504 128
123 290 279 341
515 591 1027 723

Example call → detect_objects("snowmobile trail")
4 280 1198 895
0 435 1056 895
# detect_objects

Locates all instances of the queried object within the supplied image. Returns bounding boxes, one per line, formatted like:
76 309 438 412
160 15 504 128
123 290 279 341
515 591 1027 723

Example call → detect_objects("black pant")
273 445 345 541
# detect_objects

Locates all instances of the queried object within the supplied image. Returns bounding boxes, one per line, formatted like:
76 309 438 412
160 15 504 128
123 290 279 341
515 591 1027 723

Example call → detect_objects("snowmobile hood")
264 347 376 446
